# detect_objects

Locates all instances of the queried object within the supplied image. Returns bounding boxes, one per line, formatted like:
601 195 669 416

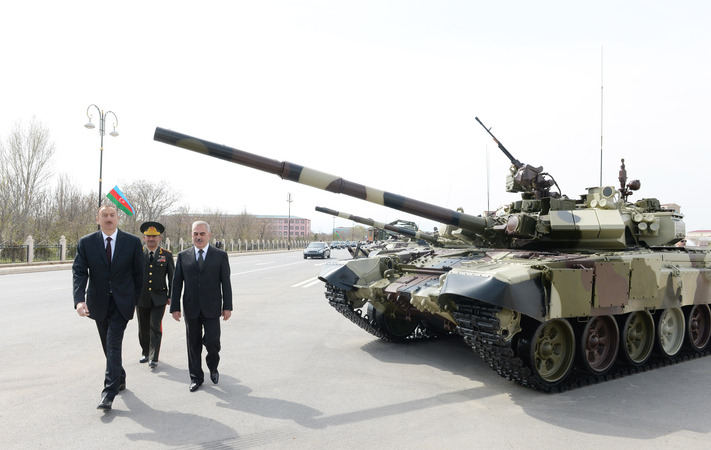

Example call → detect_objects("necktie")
106 237 112 268
149 251 154 263
197 249 204 270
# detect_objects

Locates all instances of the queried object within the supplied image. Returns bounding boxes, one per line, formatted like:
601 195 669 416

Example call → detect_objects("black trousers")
95 297 128 400
137 304 166 361
184 313 221 384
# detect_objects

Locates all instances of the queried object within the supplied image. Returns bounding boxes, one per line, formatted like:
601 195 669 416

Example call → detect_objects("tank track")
325 284 434 342
453 300 711 393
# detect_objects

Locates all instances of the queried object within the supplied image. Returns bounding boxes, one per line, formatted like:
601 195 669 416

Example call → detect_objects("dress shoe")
139 356 149 363
189 382 201 392
148 360 158 368
97 397 113 410
210 371 219 384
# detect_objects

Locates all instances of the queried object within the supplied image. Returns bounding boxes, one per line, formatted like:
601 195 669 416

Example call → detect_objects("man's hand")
222 310 231 321
167 297 171 305
76 302 90 317
172 311 181 322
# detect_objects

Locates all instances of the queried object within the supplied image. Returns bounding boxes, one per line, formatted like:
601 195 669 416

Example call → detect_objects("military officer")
137 221 175 368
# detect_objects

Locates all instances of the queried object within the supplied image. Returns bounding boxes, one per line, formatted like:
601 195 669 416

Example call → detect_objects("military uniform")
137 223 175 365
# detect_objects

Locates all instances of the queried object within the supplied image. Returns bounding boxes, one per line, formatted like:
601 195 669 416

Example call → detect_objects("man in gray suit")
73 203 144 410
171 220 232 392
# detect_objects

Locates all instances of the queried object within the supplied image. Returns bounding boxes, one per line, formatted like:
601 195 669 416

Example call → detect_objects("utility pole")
287 192 292 250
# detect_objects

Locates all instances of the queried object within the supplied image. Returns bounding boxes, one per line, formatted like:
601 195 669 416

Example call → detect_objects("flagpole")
85 104 119 227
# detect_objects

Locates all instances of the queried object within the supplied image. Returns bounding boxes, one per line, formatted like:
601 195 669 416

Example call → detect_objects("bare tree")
255 217 275 241
30 189 54 243
232 208 258 241
122 179 182 235
0 174 14 243
163 204 196 250
53 175 97 242
0 118 55 242
201 207 232 244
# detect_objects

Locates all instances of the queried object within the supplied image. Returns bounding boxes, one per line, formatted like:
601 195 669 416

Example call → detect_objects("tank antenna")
486 144 490 214
599 46 604 187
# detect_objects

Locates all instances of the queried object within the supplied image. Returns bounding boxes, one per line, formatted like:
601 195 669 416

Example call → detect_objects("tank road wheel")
367 305 417 340
620 311 655 366
654 307 685 357
579 315 620 375
685 304 711 351
530 319 575 385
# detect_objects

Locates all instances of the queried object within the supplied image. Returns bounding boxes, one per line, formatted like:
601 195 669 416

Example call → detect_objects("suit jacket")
73 229 144 321
138 246 175 308
171 245 232 319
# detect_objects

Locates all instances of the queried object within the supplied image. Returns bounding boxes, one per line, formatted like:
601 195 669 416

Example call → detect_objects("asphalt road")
1 249 711 449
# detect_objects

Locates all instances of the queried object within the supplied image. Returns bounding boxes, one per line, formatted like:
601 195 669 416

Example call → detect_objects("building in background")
256 215 311 239
687 230 711 247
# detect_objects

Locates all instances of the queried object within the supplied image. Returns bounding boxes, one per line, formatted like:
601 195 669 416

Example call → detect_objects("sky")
2 0 710 235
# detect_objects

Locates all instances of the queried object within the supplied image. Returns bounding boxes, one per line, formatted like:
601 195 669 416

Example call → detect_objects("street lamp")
85 104 119 212
286 192 293 250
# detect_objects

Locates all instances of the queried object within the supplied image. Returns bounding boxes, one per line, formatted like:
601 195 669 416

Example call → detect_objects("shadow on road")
358 333 711 439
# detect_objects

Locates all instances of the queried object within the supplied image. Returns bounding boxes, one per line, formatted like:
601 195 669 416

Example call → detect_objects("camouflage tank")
315 206 438 258
154 121 711 392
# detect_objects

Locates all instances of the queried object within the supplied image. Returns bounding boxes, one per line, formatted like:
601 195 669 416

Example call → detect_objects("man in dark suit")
73 203 144 410
137 221 174 369
171 220 232 392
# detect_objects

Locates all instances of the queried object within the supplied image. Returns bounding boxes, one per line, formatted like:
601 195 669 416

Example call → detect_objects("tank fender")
319 261 359 291
319 258 385 291
441 272 546 321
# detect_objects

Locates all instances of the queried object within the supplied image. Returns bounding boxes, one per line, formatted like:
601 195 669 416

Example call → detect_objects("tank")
154 122 711 392
315 206 439 258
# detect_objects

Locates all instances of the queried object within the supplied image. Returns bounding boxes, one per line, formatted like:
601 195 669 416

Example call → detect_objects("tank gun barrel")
315 206 440 243
154 127 493 237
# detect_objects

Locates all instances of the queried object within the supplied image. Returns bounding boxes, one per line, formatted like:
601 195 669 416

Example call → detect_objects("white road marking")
231 261 303 276
291 277 323 288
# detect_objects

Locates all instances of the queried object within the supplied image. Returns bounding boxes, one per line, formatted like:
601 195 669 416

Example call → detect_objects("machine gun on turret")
475 117 562 200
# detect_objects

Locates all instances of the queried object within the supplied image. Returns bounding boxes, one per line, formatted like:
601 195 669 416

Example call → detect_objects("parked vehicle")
303 242 331 259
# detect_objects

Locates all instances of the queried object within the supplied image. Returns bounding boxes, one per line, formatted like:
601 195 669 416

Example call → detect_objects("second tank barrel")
316 206 439 242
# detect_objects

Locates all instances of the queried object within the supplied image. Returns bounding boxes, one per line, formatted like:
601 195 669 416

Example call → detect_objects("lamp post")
84 104 119 212
286 192 292 250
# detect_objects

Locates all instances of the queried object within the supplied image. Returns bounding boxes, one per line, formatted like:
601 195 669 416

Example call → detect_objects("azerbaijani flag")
106 185 135 216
